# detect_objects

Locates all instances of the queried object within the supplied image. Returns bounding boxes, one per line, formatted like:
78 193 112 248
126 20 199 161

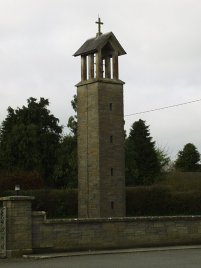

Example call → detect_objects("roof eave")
73 31 126 57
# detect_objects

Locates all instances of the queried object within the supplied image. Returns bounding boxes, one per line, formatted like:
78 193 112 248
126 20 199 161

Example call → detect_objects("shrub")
2 189 78 218
0 170 44 192
157 171 201 192
126 186 201 216
2 185 201 218
168 191 201 215
126 186 171 216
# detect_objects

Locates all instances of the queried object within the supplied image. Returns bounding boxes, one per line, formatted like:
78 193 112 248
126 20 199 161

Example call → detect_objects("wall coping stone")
32 211 46 216
44 215 201 225
0 196 35 201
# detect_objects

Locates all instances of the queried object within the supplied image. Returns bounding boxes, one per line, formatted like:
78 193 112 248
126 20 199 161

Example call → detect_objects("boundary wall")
1 196 201 257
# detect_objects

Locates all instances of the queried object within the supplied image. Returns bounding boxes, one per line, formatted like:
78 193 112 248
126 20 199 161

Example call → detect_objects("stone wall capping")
44 215 201 225
0 196 35 201
32 211 46 216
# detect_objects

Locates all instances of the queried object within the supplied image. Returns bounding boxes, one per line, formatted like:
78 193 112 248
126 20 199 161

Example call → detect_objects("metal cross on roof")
96 17 103 36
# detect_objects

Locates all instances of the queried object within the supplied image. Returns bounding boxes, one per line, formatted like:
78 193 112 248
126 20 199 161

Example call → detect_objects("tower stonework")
74 28 126 218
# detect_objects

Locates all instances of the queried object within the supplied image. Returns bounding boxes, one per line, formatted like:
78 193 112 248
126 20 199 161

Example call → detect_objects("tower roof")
73 32 126 57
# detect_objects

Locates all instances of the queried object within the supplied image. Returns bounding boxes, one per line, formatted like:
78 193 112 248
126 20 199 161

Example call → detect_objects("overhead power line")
124 98 201 117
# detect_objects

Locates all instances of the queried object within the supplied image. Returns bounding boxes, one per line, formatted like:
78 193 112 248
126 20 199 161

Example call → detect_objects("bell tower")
74 19 126 218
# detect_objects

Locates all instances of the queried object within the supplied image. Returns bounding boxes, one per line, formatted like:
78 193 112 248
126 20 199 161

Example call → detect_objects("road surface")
1 248 201 268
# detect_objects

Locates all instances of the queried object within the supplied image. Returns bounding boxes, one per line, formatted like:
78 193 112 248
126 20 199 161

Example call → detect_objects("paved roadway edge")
22 245 201 260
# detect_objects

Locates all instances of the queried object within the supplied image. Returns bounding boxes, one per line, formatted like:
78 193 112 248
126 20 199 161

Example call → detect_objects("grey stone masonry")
74 30 126 219
0 196 34 257
31 214 201 253
77 79 126 218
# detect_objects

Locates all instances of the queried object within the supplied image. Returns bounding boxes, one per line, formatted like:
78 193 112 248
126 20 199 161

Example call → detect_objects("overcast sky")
1 0 201 160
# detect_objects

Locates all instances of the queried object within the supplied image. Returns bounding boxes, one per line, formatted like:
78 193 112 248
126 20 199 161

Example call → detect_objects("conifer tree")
175 143 200 171
125 119 160 185
53 95 78 188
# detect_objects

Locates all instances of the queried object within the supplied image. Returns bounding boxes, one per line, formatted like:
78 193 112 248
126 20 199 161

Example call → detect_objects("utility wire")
63 98 201 128
124 98 201 117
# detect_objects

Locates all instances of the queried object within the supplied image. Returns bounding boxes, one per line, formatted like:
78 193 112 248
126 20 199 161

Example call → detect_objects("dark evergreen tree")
175 143 200 171
53 94 78 188
0 97 62 186
125 119 160 185
67 95 77 136
156 147 171 172
53 135 77 188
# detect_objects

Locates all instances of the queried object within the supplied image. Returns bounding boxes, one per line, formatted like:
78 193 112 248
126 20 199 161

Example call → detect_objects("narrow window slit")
111 201 114 210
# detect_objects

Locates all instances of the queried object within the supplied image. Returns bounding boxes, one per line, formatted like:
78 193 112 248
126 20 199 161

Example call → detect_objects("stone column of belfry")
88 54 94 79
81 56 87 81
74 22 126 218
113 52 119 79
105 56 111 79
96 51 102 79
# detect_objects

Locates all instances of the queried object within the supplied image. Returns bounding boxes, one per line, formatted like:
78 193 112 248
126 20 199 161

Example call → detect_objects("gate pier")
0 196 34 257
0 206 6 257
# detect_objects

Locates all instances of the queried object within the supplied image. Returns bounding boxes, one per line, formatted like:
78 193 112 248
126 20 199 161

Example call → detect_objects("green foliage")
53 135 77 188
2 185 200 218
32 189 78 218
175 143 200 171
54 95 78 188
0 170 44 192
2 189 78 218
156 171 201 192
126 171 201 216
126 186 201 216
53 94 78 188
126 186 171 216
0 97 62 186
169 191 201 215
67 95 77 136
125 119 160 185
156 148 171 172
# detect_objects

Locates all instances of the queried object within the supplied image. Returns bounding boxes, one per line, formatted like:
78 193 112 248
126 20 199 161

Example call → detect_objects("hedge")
126 186 201 216
2 186 201 218
3 189 78 218
0 170 44 191
126 186 172 216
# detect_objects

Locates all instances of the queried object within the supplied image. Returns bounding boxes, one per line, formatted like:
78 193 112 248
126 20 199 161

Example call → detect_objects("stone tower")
74 20 126 218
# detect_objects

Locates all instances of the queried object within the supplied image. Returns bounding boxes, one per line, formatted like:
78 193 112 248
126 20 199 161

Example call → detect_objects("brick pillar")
0 196 34 257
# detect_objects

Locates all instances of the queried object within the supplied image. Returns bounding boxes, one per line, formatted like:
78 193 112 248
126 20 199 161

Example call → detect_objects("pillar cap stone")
0 196 35 201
